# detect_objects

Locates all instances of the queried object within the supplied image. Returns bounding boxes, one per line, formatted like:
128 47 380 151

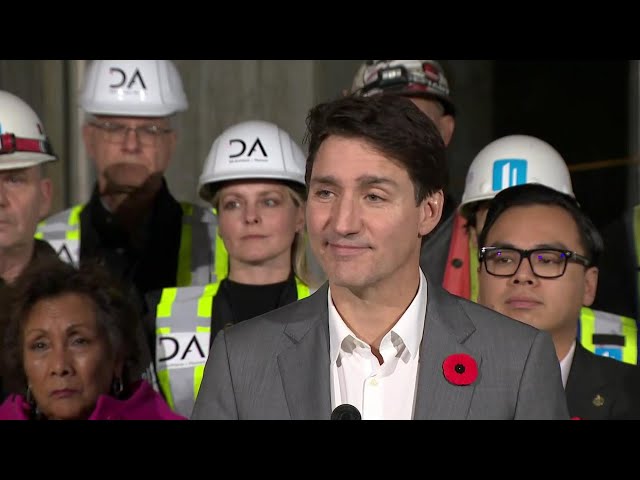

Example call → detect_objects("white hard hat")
199 120 306 202
350 60 455 116
80 60 188 117
460 134 574 218
0 90 57 170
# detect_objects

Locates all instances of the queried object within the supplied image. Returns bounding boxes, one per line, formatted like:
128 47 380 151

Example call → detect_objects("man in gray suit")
191 94 569 420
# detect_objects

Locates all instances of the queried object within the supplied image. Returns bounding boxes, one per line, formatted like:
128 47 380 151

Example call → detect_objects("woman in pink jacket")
0 258 185 420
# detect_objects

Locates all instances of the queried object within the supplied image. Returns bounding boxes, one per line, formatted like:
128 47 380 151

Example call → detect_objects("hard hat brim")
198 172 306 203
0 152 57 171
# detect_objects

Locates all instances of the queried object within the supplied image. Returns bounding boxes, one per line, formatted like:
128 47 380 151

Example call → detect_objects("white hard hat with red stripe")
0 90 57 170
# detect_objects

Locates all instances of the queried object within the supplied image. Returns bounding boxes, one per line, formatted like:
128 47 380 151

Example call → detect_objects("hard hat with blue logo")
460 134 574 219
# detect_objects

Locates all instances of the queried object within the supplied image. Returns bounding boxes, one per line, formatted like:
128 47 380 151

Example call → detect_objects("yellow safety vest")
154 277 312 418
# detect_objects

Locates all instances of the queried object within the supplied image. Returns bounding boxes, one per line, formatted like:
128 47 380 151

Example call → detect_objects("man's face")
82 115 176 194
407 97 455 146
0 166 52 251
306 135 442 293
477 204 598 338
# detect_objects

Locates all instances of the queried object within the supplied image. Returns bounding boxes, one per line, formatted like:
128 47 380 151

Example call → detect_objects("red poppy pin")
571 416 582 420
442 353 478 386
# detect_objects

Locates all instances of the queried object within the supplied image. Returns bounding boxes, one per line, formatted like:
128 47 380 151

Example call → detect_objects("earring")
111 377 124 397
26 385 34 405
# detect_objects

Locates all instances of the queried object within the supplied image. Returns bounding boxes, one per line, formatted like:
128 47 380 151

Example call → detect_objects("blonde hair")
211 182 322 290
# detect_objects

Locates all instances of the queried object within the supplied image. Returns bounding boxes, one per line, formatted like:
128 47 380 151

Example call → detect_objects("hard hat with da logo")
80 60 188 117
198 120 306 202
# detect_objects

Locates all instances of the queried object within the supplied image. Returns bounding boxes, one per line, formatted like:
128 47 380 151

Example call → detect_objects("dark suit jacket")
192 278 569 420
565 342 640 420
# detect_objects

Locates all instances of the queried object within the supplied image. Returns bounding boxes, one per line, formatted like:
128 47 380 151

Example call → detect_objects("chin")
328 271 371 290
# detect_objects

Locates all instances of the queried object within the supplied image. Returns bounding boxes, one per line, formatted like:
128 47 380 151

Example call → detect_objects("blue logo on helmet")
492 159 528 192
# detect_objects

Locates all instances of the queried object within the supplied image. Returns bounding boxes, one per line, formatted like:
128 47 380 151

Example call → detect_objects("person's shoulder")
92 380 187 420
179 201 217 224
584 347 640 377
223 284 327 341
0 393 30 420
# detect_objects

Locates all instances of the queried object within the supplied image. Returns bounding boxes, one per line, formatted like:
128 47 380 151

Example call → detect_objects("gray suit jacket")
191 279 569 420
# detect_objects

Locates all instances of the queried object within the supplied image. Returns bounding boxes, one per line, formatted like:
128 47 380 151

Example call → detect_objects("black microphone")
331 404 362 420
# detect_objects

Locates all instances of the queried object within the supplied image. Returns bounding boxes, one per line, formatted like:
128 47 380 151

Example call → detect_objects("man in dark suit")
191 94 569 420
477 183 640 419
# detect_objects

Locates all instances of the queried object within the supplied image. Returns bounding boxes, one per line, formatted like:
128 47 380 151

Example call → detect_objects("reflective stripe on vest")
579 307 638 365
154 278 313 418
35 202 218 287
34 205 83 266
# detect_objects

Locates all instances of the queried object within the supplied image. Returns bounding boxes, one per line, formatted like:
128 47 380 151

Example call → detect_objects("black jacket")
565 342 640 420
79 179 183 307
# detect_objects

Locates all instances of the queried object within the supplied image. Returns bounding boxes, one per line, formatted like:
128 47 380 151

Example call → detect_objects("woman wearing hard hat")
145 119 321 418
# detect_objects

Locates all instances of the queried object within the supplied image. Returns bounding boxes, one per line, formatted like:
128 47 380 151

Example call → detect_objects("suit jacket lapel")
278 283 332 420
414 282 482 420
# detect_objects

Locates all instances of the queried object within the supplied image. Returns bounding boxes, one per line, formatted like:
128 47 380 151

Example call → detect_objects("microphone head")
331 404 362 420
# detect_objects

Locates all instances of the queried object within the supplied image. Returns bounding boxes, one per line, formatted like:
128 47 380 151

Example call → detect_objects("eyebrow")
310 175 399 188
221 189 285 199
488 241 572 251
24 323 89 337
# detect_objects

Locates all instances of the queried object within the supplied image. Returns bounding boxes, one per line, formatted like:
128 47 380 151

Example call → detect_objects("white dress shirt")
328 270 428 420
559 340 576 389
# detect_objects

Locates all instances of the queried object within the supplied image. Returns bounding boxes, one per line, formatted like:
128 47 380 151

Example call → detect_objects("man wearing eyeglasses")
36 60 218 305
477 183 640 419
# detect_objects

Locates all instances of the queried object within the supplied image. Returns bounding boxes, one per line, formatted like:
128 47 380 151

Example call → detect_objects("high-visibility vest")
579 307 637 364
153 277 312 418
442 212 639 365
35 202 219 287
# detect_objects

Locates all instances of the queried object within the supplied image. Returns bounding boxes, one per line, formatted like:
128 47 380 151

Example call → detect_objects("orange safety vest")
442 212 472 299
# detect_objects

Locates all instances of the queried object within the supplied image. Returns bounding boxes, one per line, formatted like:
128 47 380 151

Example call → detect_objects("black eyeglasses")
90 121 172 147
479 246 592 279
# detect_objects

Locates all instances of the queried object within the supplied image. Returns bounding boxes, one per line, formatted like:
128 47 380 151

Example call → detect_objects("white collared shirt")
559 340 576 389
328 270 428 420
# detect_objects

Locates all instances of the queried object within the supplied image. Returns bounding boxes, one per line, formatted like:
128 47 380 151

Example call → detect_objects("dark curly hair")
1 257 141 395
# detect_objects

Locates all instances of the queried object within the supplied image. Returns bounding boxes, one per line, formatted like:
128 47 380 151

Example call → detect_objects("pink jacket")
0 380 186 420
